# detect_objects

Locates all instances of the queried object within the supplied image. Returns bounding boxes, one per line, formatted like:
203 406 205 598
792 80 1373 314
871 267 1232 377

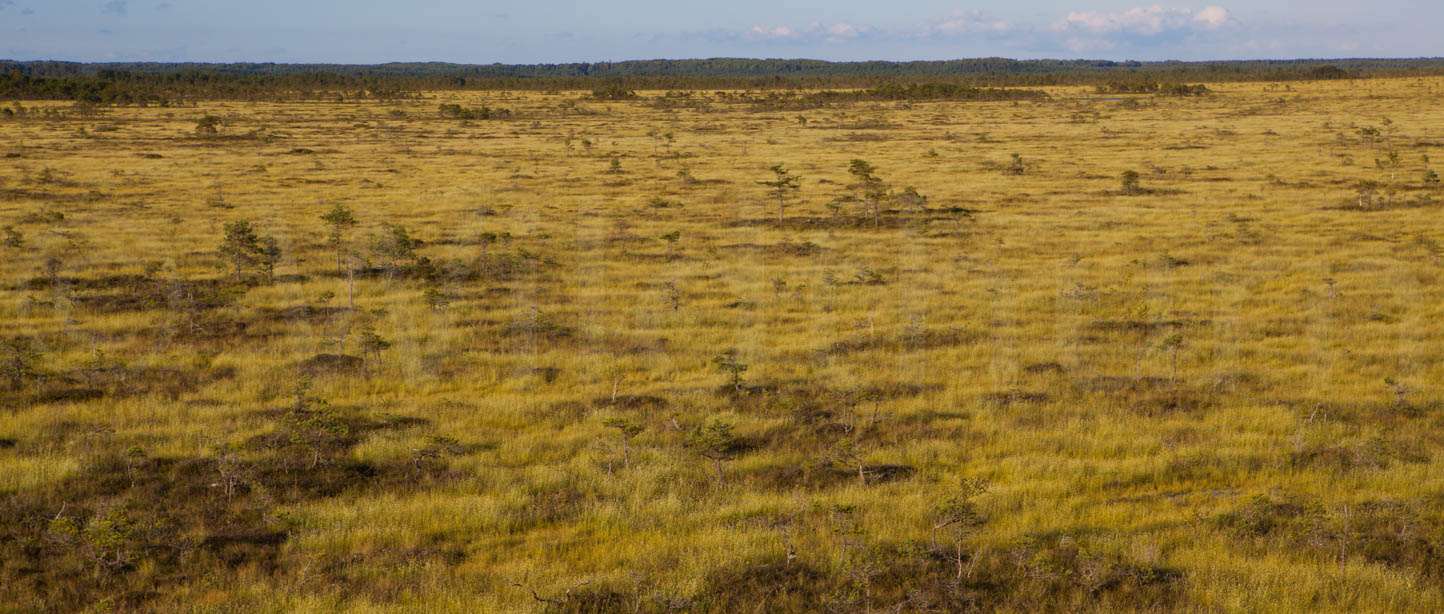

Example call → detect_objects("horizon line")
5 56 1444 67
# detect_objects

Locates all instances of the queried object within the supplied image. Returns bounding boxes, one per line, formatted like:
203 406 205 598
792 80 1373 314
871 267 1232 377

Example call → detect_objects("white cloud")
1194 6 1231 30
1049 5 1238 52
827 23 859 39
1056 5 1235 37
749 25 798 40
748 21 865 44
1059 5 1195 36
743 5 1238 53
931 10 1012 36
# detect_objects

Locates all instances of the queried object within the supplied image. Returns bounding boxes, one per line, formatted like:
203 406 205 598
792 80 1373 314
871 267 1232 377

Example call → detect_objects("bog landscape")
3 60 1444 612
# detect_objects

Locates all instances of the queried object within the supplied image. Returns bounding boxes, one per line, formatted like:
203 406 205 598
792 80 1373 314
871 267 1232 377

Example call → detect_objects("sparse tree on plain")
371 223 418 281
602 417 645 469
219 220 264 282
686 419 737 484
194 115 222 136
259 235 282 284
712 349 748 392
1120 170 1143 195
2 336 41 391
932 477 990 579
847 159 889 227
358 325 390 368
320 204 357 273
758 163 801 224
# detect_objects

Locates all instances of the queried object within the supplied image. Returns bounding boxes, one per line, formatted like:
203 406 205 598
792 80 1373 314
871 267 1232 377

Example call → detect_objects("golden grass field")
3 76 1444 613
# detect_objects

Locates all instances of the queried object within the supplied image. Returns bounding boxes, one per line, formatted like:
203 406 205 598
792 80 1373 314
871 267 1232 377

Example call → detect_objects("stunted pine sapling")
122 445 146 489
1385 377 1410 410
358 325 390 369
1160 333 1184 386
283 381 349 470
602 417 645 469
659 230 680 259
319 203 357 273
828 439 869 486
1005 153 1025 176
41 254 63 287
410 435 465 474
712 349 748 392
194 115 222 136
663 280 681 311
896 186 927 216
847 158 888 228
344 252 364 310
218 220 264 282
676 164 697 185
686 419 736 483
830 504 865 563
931 477 990 579
1 226 22 248
504 577 592 607
371 223 418 281
423 286 450 313
1120 170 1143 195
475 231 510 278
757 163 801 224
47 510 145 577
259 235 281 284
1 336 41 391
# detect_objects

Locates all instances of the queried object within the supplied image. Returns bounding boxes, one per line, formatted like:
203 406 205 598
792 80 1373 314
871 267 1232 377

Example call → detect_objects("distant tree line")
816 82 1049 101
1096 82 1211 96
0 58 1437 102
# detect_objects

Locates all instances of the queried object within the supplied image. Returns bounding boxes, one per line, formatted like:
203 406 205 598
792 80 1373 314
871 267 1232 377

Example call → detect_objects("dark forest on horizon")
1 57 1439 103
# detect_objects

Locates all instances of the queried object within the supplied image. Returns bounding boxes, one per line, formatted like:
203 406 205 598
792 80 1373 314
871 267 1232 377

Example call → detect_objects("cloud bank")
745 5 1239 55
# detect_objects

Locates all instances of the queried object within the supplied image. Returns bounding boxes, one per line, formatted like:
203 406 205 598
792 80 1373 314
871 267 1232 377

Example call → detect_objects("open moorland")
4 76 1444 613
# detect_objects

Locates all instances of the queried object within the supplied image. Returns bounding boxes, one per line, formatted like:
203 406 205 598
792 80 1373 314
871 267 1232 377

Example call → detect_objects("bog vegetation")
2 70 1444 613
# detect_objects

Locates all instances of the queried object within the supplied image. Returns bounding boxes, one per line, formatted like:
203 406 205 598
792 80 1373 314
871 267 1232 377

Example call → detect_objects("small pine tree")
932 478 990 579
712 349 748 391
320 203 357 273
686 419 736 483
219 220 264 282
847 159 888 227
1 226 22 248
660 230 680 259
1120 170 1143 195
259 236 282 284
1005 153 1026 175
601 418 645 469
358 325 390 367
758 163 801 224
1 336 42 391
423 286 450 312
371 223 417 280
194 115 222 136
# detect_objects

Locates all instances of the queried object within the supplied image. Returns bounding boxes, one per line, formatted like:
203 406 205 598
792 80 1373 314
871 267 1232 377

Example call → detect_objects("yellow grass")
4 77 1444 612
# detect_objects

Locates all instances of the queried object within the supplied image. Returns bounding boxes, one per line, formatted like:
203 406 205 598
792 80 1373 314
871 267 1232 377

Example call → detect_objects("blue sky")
1 1 1437 64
